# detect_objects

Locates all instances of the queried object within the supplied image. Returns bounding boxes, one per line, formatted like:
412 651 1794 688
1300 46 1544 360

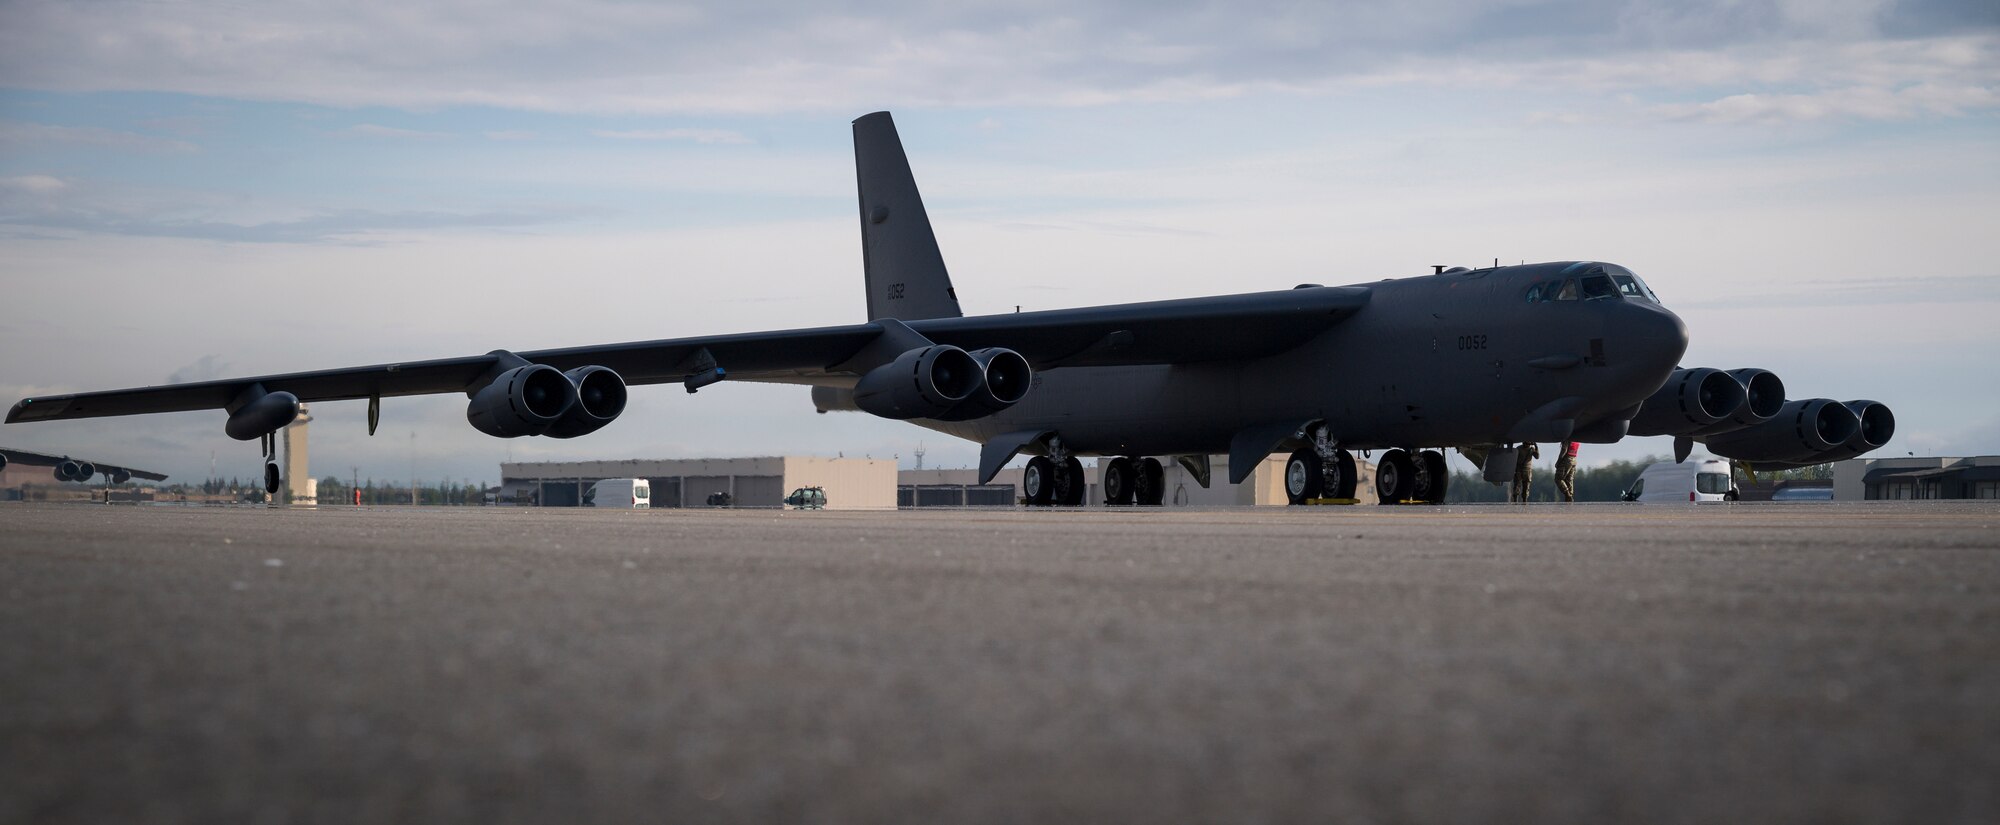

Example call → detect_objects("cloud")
0 197 607 244
0 1 1990 115
342 124 452 140
591 128 752 144
167 355 230 384
1651 82 1999 124
0 175 68 193
0 120 196 152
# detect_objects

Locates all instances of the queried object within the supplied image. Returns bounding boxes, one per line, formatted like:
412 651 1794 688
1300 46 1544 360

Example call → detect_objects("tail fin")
853 111 963 321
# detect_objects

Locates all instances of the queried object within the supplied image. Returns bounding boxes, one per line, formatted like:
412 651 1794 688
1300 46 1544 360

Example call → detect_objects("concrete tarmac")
3 501 1997 824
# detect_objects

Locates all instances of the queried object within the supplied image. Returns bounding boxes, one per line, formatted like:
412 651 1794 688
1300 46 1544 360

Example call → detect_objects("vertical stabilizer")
853 112 963 321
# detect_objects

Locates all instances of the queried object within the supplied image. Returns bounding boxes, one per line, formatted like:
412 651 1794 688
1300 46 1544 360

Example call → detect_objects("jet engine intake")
544 365 628 439
1703 397 1860 463
1628 367 1746 436
1688 368 1786 436
466 364 578 438
111 469 131 484
852 345 981 420
1759 400 1897 466
938 348 1033 421
56 460 82 482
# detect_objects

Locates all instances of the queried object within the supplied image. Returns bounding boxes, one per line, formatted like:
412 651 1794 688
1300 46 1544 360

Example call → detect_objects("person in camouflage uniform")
1511 442 1540 503
1555 441 1579 503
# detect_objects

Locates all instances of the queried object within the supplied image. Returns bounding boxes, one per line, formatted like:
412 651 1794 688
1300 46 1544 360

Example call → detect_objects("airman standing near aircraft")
1511 443 1540 503
1556 441 1579 503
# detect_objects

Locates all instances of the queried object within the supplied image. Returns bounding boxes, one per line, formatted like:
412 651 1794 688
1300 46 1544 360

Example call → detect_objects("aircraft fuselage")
919 261 1687 457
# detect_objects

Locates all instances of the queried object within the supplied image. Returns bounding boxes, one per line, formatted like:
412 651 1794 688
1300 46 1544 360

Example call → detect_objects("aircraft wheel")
1024 456 1056 506
1102 457 1136 506
1285 448 1323 505
1328 449 1358 500
264 462 282 496
1377 449 1416 503
1136 458 1166 506
1057 457 1088 506
1418 449 1449 504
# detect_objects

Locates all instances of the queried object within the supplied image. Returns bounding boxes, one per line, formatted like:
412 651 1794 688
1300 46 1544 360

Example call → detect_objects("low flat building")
502 456 897 509
1837 455 2000 501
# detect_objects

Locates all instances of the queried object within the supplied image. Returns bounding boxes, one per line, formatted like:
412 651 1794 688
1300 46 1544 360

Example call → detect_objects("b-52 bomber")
0 447 168 485
6 112 1893 505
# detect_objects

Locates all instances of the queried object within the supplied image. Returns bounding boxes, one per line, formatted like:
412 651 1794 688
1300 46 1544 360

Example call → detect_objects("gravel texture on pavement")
2 501 1997 824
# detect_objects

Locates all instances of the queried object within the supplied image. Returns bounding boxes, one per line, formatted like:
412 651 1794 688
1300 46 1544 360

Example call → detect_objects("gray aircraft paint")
8 111 1885 496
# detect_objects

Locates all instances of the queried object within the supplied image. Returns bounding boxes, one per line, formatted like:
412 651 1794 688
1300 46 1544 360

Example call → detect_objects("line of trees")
316 477 490 505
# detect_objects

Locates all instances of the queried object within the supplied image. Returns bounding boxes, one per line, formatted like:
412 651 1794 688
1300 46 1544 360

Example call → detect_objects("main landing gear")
1101 456 1166 506
1285 423 1357 505
1023 437 1087 507
1373 448 1449 505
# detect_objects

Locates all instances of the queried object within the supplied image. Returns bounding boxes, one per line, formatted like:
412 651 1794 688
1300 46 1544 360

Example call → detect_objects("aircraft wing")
6 285 1369 425
0 448 170 481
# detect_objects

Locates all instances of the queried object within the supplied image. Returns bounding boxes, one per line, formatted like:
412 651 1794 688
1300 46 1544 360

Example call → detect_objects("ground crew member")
1511 442 1539 503
1556 441 1579 503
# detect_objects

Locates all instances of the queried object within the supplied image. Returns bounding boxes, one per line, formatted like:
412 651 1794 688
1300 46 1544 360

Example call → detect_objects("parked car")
785 486 827 509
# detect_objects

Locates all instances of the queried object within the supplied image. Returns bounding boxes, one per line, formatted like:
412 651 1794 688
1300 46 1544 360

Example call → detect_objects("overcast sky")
3 0 1996 487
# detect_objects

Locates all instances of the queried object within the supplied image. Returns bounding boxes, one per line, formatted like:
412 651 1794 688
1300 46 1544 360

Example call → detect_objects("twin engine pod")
1627 367 1786 437
1702 398 1868 463
55 459 95 482
849 345 1032 421
465 361 628 439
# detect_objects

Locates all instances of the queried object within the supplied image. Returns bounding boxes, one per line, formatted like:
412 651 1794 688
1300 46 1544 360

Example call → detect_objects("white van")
1622 459 1739 503
587 478 651 508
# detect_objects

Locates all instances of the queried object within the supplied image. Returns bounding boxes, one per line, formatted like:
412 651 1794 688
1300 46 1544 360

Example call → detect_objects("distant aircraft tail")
853 111 963 321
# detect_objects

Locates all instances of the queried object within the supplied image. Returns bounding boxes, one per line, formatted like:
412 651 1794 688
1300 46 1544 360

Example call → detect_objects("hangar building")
501 456 896 509
1836 455 2000 500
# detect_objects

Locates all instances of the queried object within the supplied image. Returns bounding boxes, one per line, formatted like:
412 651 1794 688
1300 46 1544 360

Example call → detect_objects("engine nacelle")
544 366 628 439
1628 367 1746 436
1758 400 1896 467
936 348 1033 421
56 460 82 482
1688 368 1786 436
0 453 7 472
466 364 577 438
852 345 982 420
225 388 301 441
111 469 131 484
1703 398 1860 463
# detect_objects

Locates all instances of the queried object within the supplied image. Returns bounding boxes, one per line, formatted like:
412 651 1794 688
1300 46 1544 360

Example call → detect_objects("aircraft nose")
1617 301 1689 372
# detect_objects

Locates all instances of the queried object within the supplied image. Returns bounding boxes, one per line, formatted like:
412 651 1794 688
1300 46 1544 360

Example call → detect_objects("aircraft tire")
1136 458 1166 506
1329 450 1358 500
264 462 282 496
1377 449 1416 503
1419 450 1449 504
1058 457 1087 506
1024 456 1056 506
1102 457 1136 506
1285 448 1323 505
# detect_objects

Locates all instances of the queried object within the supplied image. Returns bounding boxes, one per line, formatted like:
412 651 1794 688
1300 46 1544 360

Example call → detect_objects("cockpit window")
1581 274 1618 301
1525 282 1544 302
1554 279 1579 301
1602 264 1661 303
